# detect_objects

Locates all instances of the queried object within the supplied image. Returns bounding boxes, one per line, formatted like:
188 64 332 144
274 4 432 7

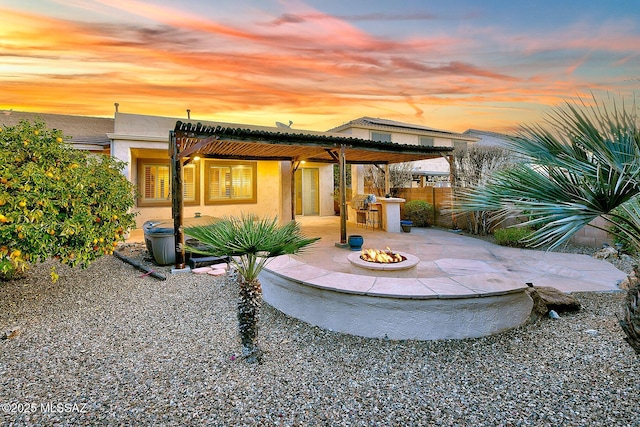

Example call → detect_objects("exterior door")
294 168 319 216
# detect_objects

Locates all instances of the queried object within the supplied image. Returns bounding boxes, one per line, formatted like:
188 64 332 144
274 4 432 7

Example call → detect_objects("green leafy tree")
0 119 137 281
186 215 319 363
456 96 640 251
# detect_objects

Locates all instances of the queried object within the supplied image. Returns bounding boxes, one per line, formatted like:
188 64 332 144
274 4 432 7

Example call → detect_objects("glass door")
294 168 319 216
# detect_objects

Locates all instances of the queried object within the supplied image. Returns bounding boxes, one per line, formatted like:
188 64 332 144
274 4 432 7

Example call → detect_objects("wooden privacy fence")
364 186 459 229
388 187 611 248
395 187 456 228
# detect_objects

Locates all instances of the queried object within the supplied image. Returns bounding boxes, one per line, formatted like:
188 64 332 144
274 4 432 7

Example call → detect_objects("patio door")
295 168 319 216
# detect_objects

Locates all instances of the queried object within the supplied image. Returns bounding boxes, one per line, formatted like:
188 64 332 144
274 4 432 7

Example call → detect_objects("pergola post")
170 131 186 269
384 164 390 196
338 144 347 245
291 160 296 221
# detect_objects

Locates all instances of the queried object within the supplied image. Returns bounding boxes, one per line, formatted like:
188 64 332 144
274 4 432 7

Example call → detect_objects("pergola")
169 121 454 269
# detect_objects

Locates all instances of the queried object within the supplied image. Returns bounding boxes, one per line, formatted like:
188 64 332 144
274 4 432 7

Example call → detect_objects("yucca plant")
185 215 319 363
455 95 640 352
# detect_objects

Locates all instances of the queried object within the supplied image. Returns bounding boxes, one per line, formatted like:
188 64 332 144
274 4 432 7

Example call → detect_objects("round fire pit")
347 250 419 278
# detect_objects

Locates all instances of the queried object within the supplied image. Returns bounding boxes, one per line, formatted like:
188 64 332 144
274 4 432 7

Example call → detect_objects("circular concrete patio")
258 217 626 341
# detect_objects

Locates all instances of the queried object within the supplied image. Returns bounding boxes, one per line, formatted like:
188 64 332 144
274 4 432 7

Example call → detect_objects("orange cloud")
0 3 638 134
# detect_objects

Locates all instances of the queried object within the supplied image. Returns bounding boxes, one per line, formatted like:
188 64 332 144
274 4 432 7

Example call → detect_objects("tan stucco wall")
132 160 285 227
318 163 335 216
333 127 453 174
109 113 338 228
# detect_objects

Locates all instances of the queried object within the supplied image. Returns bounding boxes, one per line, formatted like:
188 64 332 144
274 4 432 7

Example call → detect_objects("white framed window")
205 160 257 204
137 159 198 206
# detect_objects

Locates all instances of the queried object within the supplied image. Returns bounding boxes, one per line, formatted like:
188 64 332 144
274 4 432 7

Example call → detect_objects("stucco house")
1 111 461 229
328 117 479 188
0 110 113 154
109 112 373 227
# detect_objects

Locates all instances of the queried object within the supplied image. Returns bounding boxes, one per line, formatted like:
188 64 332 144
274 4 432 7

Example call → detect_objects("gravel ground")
1 244 639 426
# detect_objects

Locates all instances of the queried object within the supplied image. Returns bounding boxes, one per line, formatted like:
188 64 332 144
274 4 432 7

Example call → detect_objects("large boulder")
593 246 618 260
535 286 581 312
619 267 640 354
525 285 581 321
619 265 639 290
525 287 549 322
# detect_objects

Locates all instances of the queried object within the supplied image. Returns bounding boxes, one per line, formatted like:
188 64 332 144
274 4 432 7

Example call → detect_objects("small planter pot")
348 235 364 251
400 220 413 233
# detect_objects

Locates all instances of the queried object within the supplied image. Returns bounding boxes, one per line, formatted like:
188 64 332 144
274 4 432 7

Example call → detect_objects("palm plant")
185 215 319 363
456 96 640 250
455 95 640 353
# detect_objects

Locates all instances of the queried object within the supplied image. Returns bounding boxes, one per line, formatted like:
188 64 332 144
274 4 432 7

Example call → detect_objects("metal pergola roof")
172 121 453 164
169 121 454 269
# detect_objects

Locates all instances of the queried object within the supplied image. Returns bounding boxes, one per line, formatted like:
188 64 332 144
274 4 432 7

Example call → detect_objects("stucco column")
280 161 293 222
351 164 365 195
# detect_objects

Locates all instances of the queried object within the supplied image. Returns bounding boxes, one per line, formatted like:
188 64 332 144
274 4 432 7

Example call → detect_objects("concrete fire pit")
347 251 419 278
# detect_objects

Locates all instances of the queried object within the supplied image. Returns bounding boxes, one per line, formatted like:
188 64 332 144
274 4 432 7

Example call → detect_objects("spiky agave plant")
186 215 319 363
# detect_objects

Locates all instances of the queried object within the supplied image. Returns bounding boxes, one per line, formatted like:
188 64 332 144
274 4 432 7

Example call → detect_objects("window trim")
182 162 200 206
204 160 257 205
370 131 392 142
453 139 468 150
419 136 435 147
136 158 200 207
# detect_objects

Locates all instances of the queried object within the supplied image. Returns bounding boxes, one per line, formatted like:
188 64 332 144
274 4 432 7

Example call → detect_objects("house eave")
107 133 168 143
328 117 479 142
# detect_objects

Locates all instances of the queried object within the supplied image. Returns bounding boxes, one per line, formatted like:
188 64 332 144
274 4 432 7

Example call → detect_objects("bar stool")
366 204 381 230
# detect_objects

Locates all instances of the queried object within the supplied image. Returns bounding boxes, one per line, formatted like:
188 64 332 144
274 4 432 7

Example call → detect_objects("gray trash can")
143 222 175 265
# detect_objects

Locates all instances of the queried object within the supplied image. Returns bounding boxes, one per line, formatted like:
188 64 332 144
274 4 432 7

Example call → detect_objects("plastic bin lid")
147 227 174 234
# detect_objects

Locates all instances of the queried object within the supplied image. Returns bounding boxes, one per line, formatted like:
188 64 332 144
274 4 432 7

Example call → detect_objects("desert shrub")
453 145 514 234
364 162 413 197
493 227 535 248
0 119 137 281
403 200 432 227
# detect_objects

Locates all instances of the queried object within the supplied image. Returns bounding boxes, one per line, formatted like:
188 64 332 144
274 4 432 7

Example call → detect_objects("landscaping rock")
535 286 581 312
618 265 639 291
525 286 549 322
593 246 618 260
525 285 581 317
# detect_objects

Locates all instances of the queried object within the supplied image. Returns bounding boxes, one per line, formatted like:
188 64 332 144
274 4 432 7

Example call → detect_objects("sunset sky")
1 0 638 133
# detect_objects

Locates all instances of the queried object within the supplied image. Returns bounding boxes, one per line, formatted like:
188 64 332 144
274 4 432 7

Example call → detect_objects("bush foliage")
403 200 432 227
493 227 535 248
0 120 137 281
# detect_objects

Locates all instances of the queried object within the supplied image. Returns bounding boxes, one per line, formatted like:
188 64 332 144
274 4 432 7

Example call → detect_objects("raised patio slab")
261 254 533 341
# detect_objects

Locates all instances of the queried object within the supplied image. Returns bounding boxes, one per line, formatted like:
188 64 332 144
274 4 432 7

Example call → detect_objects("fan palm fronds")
185 215 319 363
456 95 640 250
